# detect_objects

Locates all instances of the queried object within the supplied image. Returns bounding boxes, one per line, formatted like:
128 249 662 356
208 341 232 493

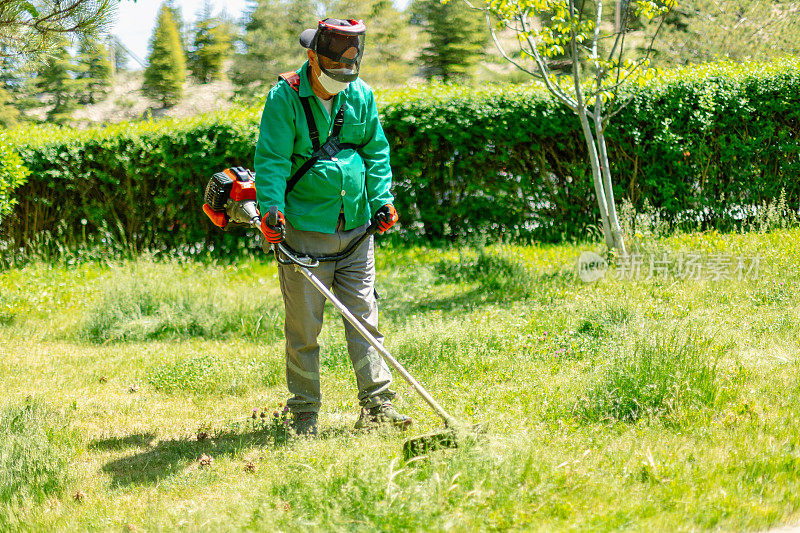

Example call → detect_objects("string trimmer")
202 167 474 459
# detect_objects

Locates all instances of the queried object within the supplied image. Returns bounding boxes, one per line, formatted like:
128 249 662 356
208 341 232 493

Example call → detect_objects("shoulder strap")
279 71 320 152
299 96 320 152
285 90 357 198
331 102 346 138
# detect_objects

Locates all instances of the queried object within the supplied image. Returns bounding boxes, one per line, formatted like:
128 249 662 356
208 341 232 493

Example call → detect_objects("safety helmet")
300 18 366 83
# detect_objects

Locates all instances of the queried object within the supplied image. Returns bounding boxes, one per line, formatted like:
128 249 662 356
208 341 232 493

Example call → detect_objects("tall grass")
81 260 283 342
0 400 80 530
435 246 533 297
579 329 733 423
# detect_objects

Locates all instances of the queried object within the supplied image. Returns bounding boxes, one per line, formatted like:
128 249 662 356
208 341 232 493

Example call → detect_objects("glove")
374 204 398 234
260 209 285 244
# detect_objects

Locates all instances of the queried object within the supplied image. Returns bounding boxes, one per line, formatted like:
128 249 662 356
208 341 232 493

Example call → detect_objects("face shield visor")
312 19 366 83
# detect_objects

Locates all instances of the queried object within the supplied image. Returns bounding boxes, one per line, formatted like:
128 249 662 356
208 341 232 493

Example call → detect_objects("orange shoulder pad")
278 72 301 92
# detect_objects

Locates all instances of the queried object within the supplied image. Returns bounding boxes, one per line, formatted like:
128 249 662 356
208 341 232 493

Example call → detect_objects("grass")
1 221 800 530
0 400 81 530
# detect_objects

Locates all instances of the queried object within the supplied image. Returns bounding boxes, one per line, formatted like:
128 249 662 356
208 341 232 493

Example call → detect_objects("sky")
111 0 249 67
110 0 412 69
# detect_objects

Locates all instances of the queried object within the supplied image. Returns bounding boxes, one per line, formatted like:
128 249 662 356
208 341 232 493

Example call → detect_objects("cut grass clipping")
579 329 736 423
82 262 282 342
0 400 81 530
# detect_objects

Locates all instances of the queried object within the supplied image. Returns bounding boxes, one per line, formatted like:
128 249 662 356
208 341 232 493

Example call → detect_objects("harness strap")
299 96 320 152
278 72 360 198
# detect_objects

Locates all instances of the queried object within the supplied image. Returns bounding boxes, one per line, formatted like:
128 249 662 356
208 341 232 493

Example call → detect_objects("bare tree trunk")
569 0 614 250
594 112 627 254
577 108 614 249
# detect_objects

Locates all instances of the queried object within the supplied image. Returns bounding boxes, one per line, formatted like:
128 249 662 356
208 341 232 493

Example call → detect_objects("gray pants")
278 214 395 414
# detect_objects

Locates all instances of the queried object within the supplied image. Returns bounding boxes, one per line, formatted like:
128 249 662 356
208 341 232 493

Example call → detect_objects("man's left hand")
374 204 398 233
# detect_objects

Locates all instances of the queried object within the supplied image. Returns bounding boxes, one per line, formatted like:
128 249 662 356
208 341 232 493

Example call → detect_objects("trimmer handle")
366 210 389 236
268 205 280 227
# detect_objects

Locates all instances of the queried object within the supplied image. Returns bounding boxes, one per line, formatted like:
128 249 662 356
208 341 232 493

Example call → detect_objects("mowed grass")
1 226 800 531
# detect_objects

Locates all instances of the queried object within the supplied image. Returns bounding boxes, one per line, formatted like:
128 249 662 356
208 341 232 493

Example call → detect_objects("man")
253 18 410 436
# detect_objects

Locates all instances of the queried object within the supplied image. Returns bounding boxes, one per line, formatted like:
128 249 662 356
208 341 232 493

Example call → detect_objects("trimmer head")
403 429 458 460
402 424 484 461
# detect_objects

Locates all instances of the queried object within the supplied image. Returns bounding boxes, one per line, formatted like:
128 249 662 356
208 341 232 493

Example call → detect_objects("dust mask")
318 69 351 94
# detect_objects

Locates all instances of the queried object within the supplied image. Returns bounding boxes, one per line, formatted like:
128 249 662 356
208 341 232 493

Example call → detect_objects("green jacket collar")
297 61 315 98
297 61 346 111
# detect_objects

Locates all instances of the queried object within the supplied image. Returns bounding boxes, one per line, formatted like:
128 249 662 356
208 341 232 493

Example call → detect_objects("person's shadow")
97 426 360 487
98 429 277 487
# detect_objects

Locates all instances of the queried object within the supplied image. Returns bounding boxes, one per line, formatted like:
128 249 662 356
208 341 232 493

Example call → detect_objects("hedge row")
0 131 29 225
3 58 800 252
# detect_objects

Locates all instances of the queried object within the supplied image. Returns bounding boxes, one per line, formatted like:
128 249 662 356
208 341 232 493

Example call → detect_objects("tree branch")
517 11 580 110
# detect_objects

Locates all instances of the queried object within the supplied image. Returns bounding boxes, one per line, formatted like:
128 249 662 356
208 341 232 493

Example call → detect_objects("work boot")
291 411 318 437
354 401 412 430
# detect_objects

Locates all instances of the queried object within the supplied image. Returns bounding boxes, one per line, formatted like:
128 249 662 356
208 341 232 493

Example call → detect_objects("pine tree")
231 0 317 96
325 0 415 86
165 0 191 57
0 49 38 119
412 0 489 81
0 83 20 127
143 3 186 107
77 38 114 104
189 2 234 83
111 39 130 73
33 38 85 124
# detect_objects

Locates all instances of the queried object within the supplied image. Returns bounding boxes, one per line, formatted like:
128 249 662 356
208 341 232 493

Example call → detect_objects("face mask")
317 69 351 94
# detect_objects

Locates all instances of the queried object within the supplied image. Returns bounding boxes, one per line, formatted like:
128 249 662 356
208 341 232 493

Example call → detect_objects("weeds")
576 302 635 338
435 246 532 297
746 189 799 233
81 261 282 342
579 329 729 423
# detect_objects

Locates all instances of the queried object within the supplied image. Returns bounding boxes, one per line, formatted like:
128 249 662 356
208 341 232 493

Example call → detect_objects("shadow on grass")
99 426 367 487
89 433 157 451
100 429 277 487
382 269 575 316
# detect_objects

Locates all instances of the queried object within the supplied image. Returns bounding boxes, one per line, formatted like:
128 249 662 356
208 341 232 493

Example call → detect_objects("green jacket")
253 61 394 234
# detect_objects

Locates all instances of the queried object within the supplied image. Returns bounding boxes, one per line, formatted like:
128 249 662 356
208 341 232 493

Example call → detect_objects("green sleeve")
254 85 296 216
359 87 394 215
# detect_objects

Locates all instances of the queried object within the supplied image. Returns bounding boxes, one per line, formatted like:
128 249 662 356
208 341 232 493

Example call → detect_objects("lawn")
1 222 800 531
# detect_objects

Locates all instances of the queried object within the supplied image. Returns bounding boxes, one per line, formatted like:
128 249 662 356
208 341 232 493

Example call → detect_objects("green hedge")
0 131 29 225
3 58 800 253
4 109 260 254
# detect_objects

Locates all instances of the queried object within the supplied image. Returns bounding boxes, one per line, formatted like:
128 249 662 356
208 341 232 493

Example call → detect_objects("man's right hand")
260 208 285 243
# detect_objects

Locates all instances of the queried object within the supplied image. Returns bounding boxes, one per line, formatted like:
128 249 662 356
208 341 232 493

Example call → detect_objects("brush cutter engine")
203 167 261 230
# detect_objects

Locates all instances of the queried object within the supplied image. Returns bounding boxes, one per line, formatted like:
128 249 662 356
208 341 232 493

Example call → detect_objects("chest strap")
278 72 361 197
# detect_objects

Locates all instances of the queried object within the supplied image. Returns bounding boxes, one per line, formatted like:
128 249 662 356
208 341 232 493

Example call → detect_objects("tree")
0 48 38 119
33 37 85 123
0 0 115 60
231 0 317 96
189 2 234 83
326 0 416 85
111 38 129 73
464 0 676 253
165 0 190 54
649 0 800 66
412 0 490 81
143 3 186 107
76 37 113 103
0 82 19 127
